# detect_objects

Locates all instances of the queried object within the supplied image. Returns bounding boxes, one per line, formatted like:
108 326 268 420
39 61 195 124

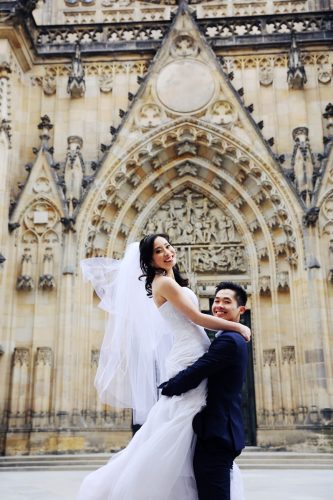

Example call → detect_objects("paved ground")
0 469 332 499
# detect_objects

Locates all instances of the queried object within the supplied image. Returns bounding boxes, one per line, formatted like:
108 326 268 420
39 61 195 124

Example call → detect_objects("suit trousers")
193 438 238 500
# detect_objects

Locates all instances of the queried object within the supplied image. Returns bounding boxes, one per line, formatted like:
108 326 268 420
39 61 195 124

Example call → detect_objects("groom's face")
212 289 245 323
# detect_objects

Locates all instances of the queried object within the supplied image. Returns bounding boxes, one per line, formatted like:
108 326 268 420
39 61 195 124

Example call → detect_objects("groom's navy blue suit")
161 330 248 500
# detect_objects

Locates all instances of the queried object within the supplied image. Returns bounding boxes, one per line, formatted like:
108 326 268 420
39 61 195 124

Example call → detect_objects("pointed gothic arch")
78 119 304 277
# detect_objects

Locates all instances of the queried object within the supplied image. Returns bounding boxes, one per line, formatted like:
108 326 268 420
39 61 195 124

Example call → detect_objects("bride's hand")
239 324 251 342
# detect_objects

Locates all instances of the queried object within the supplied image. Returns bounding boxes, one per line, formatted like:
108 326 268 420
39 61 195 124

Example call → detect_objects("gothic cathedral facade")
0 0 332 455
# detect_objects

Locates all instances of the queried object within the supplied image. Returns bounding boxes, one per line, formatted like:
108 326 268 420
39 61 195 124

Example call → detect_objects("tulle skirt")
77 381 244 500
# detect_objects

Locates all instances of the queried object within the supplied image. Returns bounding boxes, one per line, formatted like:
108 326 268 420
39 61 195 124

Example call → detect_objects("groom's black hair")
215 281 247 307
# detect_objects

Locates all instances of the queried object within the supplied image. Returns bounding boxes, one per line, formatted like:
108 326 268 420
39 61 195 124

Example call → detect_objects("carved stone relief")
136 103 164 129
282 345 296 364
208 100 236 126
263 348 277 366
13 347 30 367
33 177 51 194
16 200 61 292
259 66 274 86
24 201 58 235
142 188 247 275
317 64 332 85
43 76 57 95
259 275 271 296
99 75 113 93
171 33 198 58
35 347 53 366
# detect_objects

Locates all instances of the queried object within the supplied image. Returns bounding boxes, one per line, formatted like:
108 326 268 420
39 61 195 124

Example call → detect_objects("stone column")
281 346 297 424
53 224 77 433
9 348 30 429
262 349 276 426
89 349 104 426
32 347 53 428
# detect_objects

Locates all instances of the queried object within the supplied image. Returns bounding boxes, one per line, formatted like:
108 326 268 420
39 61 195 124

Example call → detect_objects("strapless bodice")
157 287 210 377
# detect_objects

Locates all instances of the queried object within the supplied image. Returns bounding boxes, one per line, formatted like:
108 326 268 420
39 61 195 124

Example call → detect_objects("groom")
160 281 248 500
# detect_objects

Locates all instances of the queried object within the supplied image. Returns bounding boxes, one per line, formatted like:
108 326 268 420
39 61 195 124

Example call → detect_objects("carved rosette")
136 103 165 129
171 33 199 58
208 100 236 127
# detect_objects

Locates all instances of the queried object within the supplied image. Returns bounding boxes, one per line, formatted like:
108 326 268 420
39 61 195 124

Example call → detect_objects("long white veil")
81 242 173 424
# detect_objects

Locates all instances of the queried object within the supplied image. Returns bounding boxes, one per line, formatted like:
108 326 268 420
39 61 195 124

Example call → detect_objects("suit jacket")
161 330 248 453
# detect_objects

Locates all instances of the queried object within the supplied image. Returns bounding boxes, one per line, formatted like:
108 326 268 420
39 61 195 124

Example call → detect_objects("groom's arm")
160 334 237 397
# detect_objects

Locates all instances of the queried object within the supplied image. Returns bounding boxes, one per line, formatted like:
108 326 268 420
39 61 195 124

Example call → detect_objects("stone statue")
287 37 307 90
39 247 56 290
67 44 86 98
16 248 34 290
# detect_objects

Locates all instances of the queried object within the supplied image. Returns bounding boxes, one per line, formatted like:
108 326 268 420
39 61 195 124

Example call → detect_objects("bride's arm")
156 277 250 341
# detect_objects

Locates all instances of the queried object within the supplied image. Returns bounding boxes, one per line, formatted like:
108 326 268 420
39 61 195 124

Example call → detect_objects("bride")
78 233 250 500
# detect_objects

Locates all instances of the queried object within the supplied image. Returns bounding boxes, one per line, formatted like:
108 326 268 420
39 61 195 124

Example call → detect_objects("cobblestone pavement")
0 469 332 499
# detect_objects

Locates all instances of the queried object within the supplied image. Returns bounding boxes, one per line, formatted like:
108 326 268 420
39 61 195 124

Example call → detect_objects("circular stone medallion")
156 60 215 113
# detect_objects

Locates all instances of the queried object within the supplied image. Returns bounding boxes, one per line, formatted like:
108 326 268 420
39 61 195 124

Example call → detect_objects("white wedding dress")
78 287 244 500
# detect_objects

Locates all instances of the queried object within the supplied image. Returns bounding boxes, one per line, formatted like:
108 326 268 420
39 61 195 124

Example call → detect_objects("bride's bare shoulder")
152 275 178 292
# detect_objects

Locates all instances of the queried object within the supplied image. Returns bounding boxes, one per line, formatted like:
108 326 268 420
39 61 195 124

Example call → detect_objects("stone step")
0 451 332 471
0 463 332 472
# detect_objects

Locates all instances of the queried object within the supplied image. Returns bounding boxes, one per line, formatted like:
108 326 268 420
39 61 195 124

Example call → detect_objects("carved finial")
37 115 53 149
67 44 85 99
287 36 307 90
291 127 315 206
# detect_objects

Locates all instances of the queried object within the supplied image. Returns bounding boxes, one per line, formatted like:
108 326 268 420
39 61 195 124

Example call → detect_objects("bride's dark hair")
139 233 189 297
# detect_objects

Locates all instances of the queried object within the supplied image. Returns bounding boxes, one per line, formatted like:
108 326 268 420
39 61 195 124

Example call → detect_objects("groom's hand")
158 381 174 397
